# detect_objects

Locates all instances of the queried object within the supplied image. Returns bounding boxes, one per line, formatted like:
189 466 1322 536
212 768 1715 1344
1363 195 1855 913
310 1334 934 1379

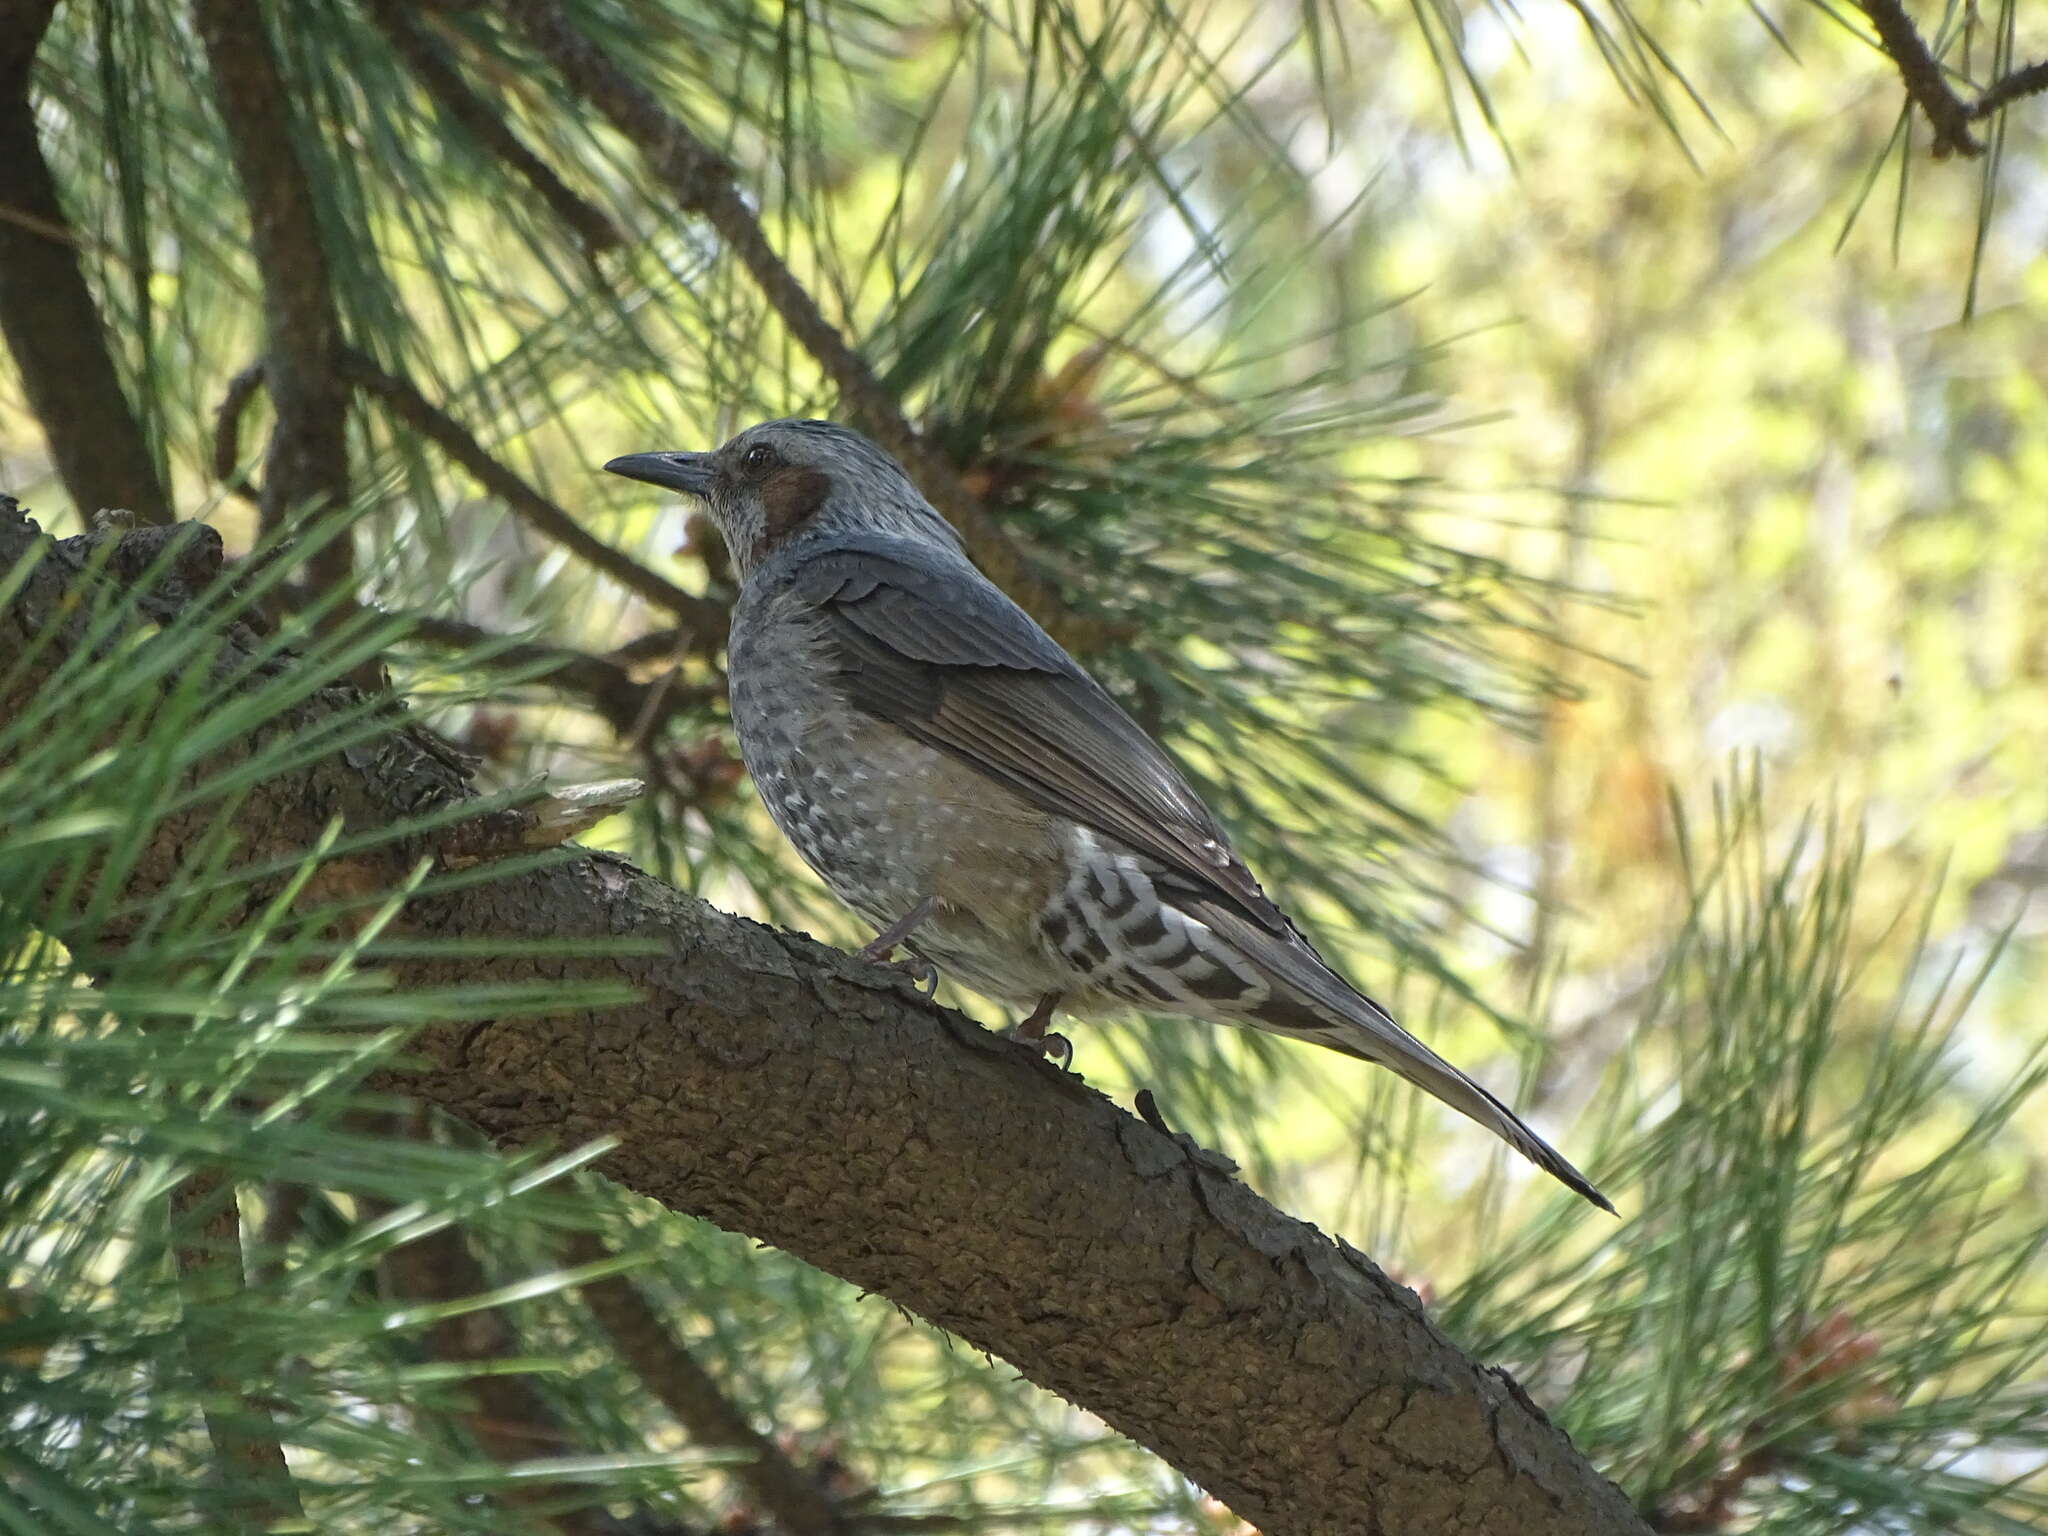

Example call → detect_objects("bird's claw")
867 953 938 996
1008 1027 1072 1070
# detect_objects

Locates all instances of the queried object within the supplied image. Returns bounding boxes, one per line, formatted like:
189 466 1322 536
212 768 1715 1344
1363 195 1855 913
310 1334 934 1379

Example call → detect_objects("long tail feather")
1272 989 1613 1212
1197 903 1613 1211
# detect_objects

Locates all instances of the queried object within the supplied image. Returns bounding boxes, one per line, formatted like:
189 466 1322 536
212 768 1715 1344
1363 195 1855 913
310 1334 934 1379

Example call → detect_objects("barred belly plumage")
1036 830 1269 1017
746 670 1269 1018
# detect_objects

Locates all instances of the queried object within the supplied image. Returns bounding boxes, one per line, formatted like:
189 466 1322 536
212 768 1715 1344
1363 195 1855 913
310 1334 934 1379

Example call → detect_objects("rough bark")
0 504 1651 1536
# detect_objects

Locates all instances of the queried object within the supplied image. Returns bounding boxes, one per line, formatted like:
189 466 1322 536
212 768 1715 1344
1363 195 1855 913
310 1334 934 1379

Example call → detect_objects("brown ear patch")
760 465 831 544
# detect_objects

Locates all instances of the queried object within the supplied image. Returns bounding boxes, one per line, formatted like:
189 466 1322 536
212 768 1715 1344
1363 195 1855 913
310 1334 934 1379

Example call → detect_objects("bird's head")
605 418 959 577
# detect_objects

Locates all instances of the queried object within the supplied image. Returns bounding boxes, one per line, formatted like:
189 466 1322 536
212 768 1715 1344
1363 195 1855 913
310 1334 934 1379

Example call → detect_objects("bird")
605 420 1612 1212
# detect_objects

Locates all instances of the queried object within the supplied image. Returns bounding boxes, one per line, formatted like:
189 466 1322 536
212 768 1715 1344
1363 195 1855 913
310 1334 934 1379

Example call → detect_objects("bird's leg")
855 895 939 994
855 894 936 961
1011 991 1071 1068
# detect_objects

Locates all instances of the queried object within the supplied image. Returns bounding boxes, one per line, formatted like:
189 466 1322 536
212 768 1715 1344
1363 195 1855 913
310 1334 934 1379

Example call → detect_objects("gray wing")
787 536 1285 932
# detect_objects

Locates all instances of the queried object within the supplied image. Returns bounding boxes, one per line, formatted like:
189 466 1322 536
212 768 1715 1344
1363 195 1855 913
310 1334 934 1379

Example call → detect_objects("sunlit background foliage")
3 0 2047 1530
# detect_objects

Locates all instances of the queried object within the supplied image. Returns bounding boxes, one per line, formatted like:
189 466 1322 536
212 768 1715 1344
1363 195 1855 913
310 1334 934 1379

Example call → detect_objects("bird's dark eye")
741 443 776 473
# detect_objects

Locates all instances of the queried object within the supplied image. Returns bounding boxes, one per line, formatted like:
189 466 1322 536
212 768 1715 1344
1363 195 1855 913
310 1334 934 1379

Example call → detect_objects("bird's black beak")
604 451 716 497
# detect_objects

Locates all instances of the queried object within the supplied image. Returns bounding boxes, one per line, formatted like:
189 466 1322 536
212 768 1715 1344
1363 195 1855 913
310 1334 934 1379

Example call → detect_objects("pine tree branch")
0 505 1652 1536
191 0 355 597
496 1 1119 654
168 1170 308 1529
1855 0 2048 158
210 360 267 507
608 624 701 669
564 1229 851 1536
0 0 173 525
394 608 714 738
1647 1311 1887 1532
338 348 730 644
363 0 624 256
1972 57 2048 117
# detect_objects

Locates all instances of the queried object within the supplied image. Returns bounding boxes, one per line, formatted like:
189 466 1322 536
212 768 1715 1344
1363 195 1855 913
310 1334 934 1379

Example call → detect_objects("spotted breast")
728 579 1073 1003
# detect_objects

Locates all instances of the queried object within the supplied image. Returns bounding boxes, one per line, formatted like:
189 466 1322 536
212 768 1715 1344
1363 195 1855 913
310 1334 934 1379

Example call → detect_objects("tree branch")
497 1 1118 653
191 0 355 597
0 504 1651 1536
363 0 624 256
565 1228 850 1536
1855 0 2048 158
0 0 173 525
395 608 713 738
210 360 268 507
1972 57 2048 118
168 1170 308 1528
339 349 729 645
376 1178 618 1536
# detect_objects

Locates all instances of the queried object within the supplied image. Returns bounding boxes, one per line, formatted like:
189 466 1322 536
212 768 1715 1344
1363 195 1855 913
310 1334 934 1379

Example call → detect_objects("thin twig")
618 665 682 753
1972 57 2048 117
339 349 730 641
565 1228 850 1536
210 360 267 507
1650 1312 1888 1531
0 0 173 524
397 609 714 735
499 0 1119 652
168 1170 308 1526
191 0 355 595
607 625 698 668
1651 1437 1780 1532
365 0 623 254
1856 0 2048 158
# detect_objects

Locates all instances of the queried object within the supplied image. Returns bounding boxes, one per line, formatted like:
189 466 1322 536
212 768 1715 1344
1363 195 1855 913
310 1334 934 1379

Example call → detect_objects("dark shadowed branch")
168 1171 307 1528
1973 57 2048 117
0 0 172 524
191 0 355 597
565 1228 851 1536
364 0 624 256
0 506 1652 1536
375 1181 618 1536
210 360 268 507
395 608 714 738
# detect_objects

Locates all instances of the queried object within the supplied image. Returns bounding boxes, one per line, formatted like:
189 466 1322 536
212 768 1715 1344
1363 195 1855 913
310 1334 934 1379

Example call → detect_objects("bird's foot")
1008 992 1071 1068
880 955 939 996
1005 1026 1073 1069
